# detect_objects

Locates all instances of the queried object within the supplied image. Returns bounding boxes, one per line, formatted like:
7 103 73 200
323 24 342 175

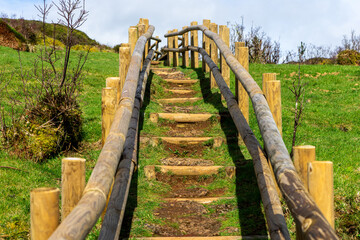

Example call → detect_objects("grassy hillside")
0 46 359 239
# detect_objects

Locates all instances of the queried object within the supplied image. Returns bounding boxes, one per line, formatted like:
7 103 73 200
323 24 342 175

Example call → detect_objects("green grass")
0 46 359 239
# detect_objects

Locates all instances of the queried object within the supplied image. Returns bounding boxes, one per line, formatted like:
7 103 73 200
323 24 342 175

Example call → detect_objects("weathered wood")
150 113 213 123
137 24 146 65
101 87 117 147
182 26 190 67
167 30 173 66
61 158 86 220
219 25 230 100
202 19 211 72
128 27 138 55
31 188 60 240
139 18 149 58
163 197 234 204
235 43 249 123
99 50 155 240
293 145 316 190
210 23 218 88
190 21 199 68
49 25 155 240
308 161 335 229
144 165 235 178
158 97 202 103
262 73 277 93
173 29 179 67
106 77 121 104
119 45 131 94
264 80 282 136
164 26 337 237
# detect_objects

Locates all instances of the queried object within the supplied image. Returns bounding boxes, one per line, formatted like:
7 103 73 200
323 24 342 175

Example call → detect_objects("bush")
337 49 360 65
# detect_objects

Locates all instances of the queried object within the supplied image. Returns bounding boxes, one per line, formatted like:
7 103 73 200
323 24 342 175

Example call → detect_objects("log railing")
164 26 338 240
47 24 155 240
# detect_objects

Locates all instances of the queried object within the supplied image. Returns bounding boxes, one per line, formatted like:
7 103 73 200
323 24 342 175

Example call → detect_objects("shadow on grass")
189 66 268 236
119 72 154 238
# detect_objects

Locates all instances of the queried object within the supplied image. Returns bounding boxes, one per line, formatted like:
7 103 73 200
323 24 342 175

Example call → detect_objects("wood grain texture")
190 21 199 68
264 80 282 136
128 27 138 55
219 25 230 92
119 46 131 94
173 29 179 67
106 77 121 104
182 26 189 67
49 25 155 240
202 19 211 72
235 43 249 123
293 145 316 191
31 188 60 240
210 22 218 88
101 87 117 147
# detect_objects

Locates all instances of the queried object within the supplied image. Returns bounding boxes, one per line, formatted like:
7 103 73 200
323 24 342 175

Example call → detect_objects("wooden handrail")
49 25 155 240
163 28 338 239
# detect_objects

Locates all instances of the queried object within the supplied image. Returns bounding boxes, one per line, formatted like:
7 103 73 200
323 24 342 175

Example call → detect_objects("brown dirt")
169 92 197 98
159 157 214 166
161 120 213 137
157 72 187 80
163 142 207 157
167 82 196 89
0 21 27 51
163 106 200 113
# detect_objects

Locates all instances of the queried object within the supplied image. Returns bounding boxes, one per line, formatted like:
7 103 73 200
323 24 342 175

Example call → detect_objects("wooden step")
165 89 196 94
128 235 269 239
164 79 198 84
160 157 214 166
144 165 236 180
158 97 202 104
151 67 175 71
140 136 223 147
163 197 235 204
150 113 213 123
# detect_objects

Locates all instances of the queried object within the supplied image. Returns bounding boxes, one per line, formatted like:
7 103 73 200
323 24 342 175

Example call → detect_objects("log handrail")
164 25 338 239
49 25 155 240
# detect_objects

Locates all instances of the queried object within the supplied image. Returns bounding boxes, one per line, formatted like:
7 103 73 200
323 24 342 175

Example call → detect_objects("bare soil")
161 120 213 137
163 142 207 157
159 157 214 166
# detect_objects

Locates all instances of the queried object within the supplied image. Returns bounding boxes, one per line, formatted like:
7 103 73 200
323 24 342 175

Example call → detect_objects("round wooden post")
262 73 277 94
182 26 189 67
264 80 282 136
119 44 131 94
202 19 211 72
173 29 179 67
308 161 335 229
106 77 121 104
31 188 60 240
61 158 86 220
190 21 199 68
235 42 249 123
101 87 117 146
219 25 230 98
141 18 149 57
128 27 138 55
167 30 173 66
293 145 316 190
137 24 146 65
209 23 218 88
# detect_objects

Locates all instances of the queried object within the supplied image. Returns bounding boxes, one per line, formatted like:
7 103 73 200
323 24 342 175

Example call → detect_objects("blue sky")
1 0 360 54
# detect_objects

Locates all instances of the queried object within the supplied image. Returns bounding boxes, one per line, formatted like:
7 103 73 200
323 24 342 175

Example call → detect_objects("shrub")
337 49 360 65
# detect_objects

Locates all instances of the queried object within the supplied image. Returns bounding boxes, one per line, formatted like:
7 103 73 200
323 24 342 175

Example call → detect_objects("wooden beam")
190 21 199 68
209 23 218 88
219 25 230 100
235 42 249 123
202 19 211 72
173 29 179 67
182 26 189 67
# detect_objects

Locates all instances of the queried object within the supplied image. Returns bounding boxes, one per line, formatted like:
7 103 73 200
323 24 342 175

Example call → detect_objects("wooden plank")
150 113 213 123
144 165 235 178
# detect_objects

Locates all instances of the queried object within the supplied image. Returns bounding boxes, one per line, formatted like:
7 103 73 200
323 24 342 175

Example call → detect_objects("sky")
1 0 360 55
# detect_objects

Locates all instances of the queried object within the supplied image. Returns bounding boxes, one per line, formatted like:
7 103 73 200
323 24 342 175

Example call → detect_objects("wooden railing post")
128 26 138 55
263 78 282 136
167 30 173 66
139 18 149 57
173 29 179 67
262 73 277 92
119 44 131 94
101 87 117 146
293 145 316 190
202 19 211 72
190 21 199 68
209 22 218 88
31 188 60 240
308 161 335 229
137 24 146 65
219 25 230 98
106 77 121 104
182 26 189 67
61 158 86 220
235 42 249 123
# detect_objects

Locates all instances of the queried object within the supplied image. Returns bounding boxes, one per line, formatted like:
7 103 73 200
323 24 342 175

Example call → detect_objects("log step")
150 113 213 123
128 235 269 239
144 165 236 179
163 197 235 204
164 79 198 84
165 89 196 94
158 97 202 104
160 157 214 166
151 67 176 72
140 136 223 147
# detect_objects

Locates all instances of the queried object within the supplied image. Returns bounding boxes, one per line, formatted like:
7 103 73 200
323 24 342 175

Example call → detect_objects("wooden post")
190 21 199 68
263 79 282 136
106 77 121 104
209 23 218 88
308 161 335 229
61 158 86 220
167 30 173 66
173 29 179 67
31 188 60 240
137 24 146 64
141 19 149 58
262 73 277 93
293 145 316 190
235 42 249 123
219 25 230 99
101 87 117 146
182 26 189 67
128 27 138 55
202 19 211 72
119 44 131 94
